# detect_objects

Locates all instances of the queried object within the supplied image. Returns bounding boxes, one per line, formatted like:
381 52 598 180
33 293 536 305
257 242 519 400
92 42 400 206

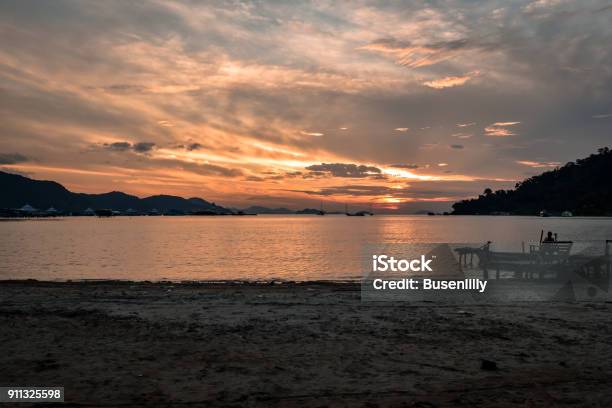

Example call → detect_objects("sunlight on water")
1 215 612 281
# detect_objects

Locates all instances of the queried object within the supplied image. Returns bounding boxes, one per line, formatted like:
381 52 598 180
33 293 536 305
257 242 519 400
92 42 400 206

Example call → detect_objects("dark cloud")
105 142 132 151
0 152 28 164
305 163 382 178
186 143 204 151
103 141 155 153
132 142 156 153
450 144 464 149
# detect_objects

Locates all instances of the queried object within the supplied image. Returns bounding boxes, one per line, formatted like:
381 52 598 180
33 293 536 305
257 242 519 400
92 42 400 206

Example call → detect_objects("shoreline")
2 280 612 406
0 278 362 287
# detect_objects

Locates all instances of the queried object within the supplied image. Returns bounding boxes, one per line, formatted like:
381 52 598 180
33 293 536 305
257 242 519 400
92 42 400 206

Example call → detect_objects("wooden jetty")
455 240 611 281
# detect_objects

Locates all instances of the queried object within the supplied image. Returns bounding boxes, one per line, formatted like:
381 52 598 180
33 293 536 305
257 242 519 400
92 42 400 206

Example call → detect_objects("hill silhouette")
452 147 612 216
0 171 230 213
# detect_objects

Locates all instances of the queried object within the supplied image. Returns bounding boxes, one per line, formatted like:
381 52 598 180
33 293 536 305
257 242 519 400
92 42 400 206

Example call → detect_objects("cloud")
300 131 324 137
298 184 393 197
390 163 419 169
523 0 567 13
153 158 243 178
103 141 155 153
186 143 204 151
485 122 521 137
305 163 383 178
105 142 132 151
516 160 561 168
295 184 474 199
438 163 448 167
360 37 476 68
423 73 476 89
592 113 612 119
132 142 156 153
492 122 521 126
245 175 265 182
0 1 611 207
394 127 409 132
452 133 472 139
0 153 28 164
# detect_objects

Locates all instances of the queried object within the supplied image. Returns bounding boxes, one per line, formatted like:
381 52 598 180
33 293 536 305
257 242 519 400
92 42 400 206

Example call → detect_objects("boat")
345 203 373 216
317 201 325 215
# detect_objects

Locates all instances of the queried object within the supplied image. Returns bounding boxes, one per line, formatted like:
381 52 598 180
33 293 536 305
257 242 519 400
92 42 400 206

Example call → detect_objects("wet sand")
1 280 612 407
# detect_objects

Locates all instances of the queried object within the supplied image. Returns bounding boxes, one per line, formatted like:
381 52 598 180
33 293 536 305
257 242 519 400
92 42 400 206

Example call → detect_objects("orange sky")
1 1 611 211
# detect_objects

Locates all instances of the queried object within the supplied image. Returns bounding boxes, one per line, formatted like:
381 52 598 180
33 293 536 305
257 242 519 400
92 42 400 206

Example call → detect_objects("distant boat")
561 210 573 217
345 203 372 216
317 201 325 216
346 211 365 216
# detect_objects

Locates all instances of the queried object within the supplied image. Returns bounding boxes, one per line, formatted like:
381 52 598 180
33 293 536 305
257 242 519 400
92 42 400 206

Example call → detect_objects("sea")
1 215 612 281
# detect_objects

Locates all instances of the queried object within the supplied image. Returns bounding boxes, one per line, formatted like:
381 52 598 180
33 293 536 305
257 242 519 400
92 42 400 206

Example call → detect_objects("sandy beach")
1 280 612 407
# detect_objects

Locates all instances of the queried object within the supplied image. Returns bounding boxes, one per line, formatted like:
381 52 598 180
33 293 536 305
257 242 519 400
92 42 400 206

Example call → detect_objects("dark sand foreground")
1 281 612 407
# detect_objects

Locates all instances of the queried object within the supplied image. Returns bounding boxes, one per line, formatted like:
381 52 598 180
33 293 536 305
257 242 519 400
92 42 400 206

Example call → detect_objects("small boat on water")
345 203 373 216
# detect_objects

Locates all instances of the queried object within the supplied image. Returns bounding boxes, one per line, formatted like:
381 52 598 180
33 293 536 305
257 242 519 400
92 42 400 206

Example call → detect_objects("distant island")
0 170 232 215
0 171 337 216
452 147 612 216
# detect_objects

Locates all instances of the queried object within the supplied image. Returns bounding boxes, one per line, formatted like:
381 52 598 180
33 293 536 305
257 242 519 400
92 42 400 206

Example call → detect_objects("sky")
1 0 611 212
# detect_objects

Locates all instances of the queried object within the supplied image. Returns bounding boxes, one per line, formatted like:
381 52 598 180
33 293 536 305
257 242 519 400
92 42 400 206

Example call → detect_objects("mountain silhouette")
452 147 612 216
0 171 230 213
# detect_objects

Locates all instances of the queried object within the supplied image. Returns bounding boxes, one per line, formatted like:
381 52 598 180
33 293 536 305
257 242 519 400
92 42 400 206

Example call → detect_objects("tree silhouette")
452 147 612 216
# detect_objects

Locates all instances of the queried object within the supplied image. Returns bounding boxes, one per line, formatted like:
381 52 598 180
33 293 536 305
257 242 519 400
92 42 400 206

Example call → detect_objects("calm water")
2 215 612 281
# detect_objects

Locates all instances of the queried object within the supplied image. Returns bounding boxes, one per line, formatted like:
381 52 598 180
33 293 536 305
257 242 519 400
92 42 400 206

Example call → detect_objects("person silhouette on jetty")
543 231 556 243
